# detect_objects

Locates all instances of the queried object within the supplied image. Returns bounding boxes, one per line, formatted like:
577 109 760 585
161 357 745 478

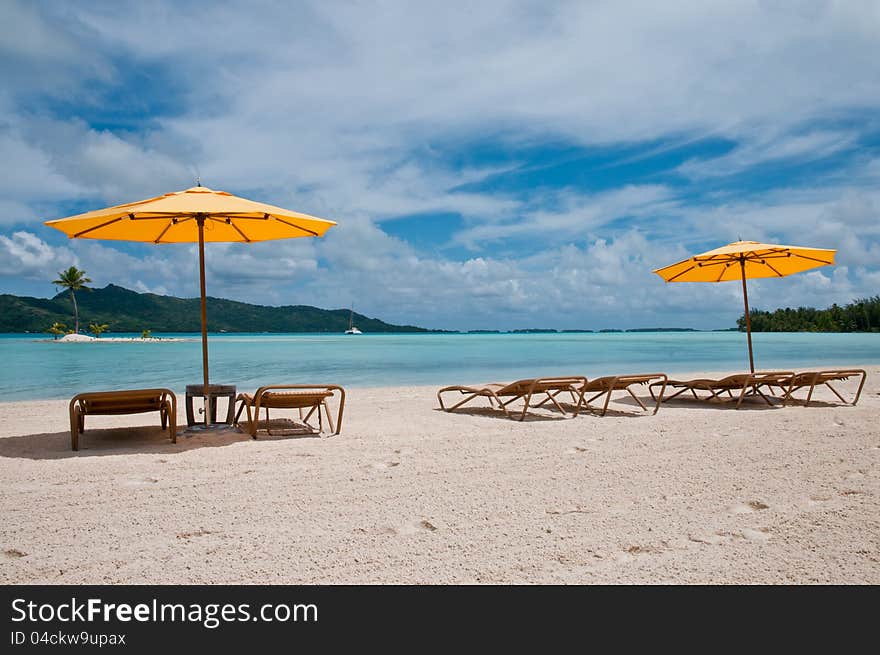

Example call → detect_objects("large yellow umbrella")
653 240 836 372
45 184 336 425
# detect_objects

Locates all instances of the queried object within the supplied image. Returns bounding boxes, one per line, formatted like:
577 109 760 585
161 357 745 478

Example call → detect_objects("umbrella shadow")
0 422 316 461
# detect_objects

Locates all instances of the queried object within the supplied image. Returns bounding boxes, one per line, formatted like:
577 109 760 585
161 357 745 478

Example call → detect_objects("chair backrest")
80 391 165 414
259 389 334 409
714 374 752 386
785 370 854 385
499 377 585 395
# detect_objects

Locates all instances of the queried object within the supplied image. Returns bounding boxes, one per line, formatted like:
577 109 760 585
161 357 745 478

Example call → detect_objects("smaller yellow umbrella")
654 241 836 372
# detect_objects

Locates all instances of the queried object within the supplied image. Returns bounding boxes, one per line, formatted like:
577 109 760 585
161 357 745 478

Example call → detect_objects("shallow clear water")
2 331 878 401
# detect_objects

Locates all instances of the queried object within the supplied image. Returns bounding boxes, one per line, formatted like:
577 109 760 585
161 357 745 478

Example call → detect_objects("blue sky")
1 0 879 330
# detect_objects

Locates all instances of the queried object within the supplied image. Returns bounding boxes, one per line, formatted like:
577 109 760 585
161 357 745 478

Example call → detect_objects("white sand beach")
0 367 877 584
50 334 189 343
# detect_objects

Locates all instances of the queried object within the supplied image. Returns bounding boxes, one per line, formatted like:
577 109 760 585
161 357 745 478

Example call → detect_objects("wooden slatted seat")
234 385 345 437
69 389 177 451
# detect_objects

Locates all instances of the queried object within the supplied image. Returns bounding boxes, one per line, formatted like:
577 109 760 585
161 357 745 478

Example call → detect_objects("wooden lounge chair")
648 372 794 409
234 385 345 437
580 374 668 416
536 374 669 416
437 377 587 421
69 389 177 451
777 369 867 407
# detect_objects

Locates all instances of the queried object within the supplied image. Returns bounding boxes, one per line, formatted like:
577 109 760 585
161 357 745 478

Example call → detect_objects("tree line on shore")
738 296 880 332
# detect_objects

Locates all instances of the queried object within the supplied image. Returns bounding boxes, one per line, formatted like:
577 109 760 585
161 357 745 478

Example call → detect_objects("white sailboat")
345 305 363 335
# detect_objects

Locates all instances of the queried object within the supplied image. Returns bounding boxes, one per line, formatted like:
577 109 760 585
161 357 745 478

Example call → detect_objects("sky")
1 0 879 331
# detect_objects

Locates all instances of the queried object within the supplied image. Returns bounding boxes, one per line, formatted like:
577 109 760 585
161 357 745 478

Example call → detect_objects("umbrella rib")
274 216 319 236
763 260 784 277
691 259 730 268
129 215 191 220
206 216 253 242
153 220 174 244
230 222 251 242
714 263 733 282
131 215 195 223
666 264 697 282
73 216 124 238
789 252 834 265
743 252 794 260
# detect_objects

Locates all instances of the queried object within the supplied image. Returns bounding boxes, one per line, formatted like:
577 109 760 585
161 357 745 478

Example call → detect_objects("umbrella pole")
197 215 212 424
740 257 755 373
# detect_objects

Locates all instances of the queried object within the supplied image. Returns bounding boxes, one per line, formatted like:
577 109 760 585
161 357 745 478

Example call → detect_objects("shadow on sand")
0 423 322 461
649 394 832 410
434 396 661 420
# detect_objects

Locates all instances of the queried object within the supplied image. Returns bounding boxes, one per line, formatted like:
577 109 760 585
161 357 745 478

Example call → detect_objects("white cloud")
0 1 879 329
0 231 76 278
677 128 859 179
453 185 677 247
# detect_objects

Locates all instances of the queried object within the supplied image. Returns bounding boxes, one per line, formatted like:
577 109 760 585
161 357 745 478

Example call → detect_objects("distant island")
0 284 432 334
738 296 880 332
4 284 876 335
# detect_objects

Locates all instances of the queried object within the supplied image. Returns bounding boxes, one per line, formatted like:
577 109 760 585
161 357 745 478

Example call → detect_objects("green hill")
0 284 430 334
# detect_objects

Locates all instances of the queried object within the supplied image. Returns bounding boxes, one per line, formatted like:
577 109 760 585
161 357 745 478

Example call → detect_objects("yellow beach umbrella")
653 240 835 372
45 185 336 426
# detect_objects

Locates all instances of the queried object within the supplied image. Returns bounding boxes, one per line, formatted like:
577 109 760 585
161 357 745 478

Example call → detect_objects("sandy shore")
1 367 877 584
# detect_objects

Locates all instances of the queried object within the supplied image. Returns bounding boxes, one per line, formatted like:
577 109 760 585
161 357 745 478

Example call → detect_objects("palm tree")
52 266 92 334
47 322 67 340
89 322 109 338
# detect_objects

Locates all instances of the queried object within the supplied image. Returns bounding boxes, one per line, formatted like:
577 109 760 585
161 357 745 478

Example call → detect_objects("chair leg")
517 390 535 421
323 401 335 434
334 389 345 435
601 390 612 417
543 391 569 416
302 404 320 432
70 405 80 451
234 399 246 424
824 382 848 404
453 392 482 411
804 383 816 407
652 381 666 414
245 403 257 439
626 387 647 411
572 387 587 415
167 399 177 444
754 386 774 406
853 372 867 406
225 395 235 425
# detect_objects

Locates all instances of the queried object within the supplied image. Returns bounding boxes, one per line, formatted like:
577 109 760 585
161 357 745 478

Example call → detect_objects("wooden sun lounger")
69 389 177 451
234 385 345 437
580 374 668 416
437 377 587 421
777 369 867 407
536 373 669 416
648 372 794 409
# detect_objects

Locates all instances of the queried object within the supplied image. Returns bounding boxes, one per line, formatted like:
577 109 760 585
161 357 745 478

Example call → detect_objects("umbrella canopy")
44 185 335 243
45 185 336 426
653 241 835 372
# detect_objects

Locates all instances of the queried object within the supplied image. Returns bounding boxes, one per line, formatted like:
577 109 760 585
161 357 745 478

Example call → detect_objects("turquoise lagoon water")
1 331 878 401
